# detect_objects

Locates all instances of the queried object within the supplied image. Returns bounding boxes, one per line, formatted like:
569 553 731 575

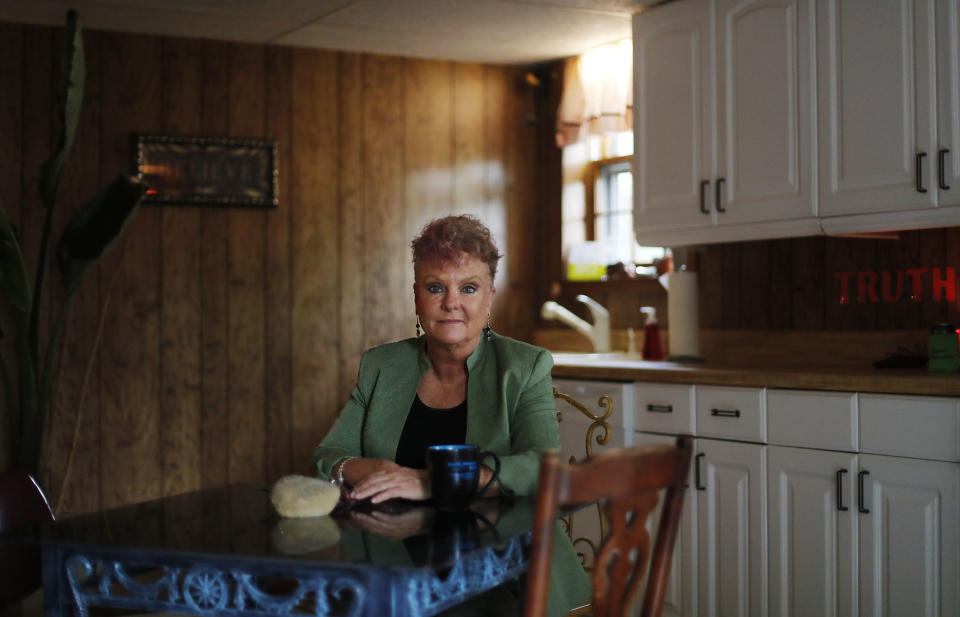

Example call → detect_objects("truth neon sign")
835 267 957 303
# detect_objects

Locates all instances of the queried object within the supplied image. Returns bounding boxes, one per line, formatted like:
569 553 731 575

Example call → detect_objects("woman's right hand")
346 506 433 539
344 458 431 503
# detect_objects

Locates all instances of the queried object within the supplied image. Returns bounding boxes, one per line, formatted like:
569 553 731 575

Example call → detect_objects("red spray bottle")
640 306 664 360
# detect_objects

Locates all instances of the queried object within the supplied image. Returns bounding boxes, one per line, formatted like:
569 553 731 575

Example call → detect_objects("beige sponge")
271 516 341 554
270 474 341 518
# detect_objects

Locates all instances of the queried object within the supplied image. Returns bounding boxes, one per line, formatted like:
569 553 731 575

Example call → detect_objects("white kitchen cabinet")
636 384 768 617
712 0 815 226
768 446 858 617
769 448 960 617
816 0 936 217
858 392 960 462
858 454 959 617
769 446 960 617
767 389 857 451
633 0 819 246
634 435 767 617
696 438 767 617
817 0 960 234
632 0 960 244
634 382 696 435
767 389 959 617
632 0 711 231
630 382 959 617
695 385 766 442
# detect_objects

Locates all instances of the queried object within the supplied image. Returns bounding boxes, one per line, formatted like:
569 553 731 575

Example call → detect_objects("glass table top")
42 484 537 571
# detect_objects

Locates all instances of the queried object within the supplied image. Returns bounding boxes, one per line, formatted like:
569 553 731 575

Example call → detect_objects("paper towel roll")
665 270 701 359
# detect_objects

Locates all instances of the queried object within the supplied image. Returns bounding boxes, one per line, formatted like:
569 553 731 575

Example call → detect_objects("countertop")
550 353 960 397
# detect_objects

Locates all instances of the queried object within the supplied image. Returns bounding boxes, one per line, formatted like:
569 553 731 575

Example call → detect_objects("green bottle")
928 324 960 373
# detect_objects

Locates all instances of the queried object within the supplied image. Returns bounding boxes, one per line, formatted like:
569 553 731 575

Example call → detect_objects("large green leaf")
57 174 147 296
0 196 31 316
39 9 85 210
40 175 145 470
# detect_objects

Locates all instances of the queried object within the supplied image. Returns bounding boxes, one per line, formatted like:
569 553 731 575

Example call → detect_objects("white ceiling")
0 0 658 65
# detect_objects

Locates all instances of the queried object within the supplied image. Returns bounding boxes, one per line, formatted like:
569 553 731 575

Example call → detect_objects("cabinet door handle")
700 180 710 214
646 403 673 413
836 469 849 512
715 177 726 212
710 407 740 418
857 470 870 514
939 149 951 190
916 152 928 193
694 453 706 490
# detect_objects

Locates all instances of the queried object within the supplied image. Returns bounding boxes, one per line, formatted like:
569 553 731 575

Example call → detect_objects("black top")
394 395 468 469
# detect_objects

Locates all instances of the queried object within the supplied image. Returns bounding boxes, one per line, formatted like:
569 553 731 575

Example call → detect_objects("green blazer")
312 332 591 616
312 331 559 497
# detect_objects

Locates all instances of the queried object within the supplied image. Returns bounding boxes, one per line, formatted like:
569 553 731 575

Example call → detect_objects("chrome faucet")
540 294 610 352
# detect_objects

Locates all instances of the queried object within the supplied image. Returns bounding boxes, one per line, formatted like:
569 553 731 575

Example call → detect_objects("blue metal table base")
404 536 527 616
46 535 529 617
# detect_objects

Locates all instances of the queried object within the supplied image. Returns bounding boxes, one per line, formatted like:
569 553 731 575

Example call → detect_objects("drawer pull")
710 408 741 418
858 470 870 514
939 148 951 190
646 403 673 413
836 469 849 512
916 152 928 193
694 453 706 491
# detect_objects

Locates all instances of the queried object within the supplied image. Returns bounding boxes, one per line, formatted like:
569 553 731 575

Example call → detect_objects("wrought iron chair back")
553 387 615 566
524 437 693 617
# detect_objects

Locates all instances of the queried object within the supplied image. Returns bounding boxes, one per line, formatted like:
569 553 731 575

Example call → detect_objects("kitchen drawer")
552 378 635 432
767 389 857 451
696 385 766 442
633 383 695 435
859 393 960 462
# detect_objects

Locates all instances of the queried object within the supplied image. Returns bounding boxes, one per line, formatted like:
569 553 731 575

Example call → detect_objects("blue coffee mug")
426 445 501 509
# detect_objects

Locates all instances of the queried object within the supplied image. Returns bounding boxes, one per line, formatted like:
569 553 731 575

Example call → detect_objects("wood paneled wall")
0 22 542 513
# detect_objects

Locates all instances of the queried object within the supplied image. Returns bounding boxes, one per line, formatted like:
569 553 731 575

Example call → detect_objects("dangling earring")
416 315 422 337
484 314 492 341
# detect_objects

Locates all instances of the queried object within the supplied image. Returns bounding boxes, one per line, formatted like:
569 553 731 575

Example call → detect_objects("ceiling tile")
277 22 559 64
319 0 630 45
519 0 647 12
0 0 643 64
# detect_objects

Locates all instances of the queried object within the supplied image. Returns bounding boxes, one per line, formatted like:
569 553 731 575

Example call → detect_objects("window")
561 132 665 278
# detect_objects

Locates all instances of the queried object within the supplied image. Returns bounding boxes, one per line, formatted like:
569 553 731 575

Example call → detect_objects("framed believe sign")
136 135 278 207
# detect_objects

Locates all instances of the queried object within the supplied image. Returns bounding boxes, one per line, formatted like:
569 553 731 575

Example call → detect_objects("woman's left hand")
349 460 430 503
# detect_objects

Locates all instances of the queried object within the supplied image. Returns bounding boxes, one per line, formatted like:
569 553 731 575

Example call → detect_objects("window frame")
584 154 632 242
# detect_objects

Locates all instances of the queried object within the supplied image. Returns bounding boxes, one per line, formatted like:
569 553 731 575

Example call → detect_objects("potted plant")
0 9 147 478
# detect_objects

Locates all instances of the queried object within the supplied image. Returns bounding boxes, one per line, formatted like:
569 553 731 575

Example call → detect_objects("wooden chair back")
524 436 692 617
0 470 55 609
